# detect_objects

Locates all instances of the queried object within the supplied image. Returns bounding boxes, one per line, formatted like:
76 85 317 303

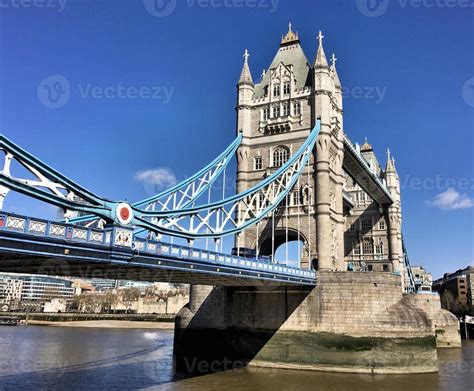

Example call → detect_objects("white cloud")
134 167 177 192
427 188 474 210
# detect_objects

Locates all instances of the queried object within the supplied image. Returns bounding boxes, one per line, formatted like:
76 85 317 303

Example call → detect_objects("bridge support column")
173 272 457 375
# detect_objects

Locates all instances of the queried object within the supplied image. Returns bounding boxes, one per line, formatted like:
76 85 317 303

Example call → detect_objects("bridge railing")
0 211 316 280
0 212 113 245
132 238 316 279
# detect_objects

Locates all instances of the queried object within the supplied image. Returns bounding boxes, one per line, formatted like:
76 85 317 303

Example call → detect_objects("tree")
120 288 140 311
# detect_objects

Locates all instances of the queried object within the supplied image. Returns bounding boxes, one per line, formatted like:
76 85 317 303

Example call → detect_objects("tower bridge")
0 24 460 374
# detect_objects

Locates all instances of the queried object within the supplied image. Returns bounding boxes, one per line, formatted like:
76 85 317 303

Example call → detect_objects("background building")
433 265 473 314
0 273 74 311
411 266 433 292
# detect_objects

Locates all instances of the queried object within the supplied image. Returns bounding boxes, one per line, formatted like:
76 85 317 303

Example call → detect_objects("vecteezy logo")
143 0 177 17
37 75 71 109
462 77 474 108
355 0 389 17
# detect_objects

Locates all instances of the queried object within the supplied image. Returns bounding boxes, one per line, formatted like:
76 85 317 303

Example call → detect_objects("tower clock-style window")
254 156 262 170
273 83 280 97
283 81 290 95
273 104 280 118
273 146 289 167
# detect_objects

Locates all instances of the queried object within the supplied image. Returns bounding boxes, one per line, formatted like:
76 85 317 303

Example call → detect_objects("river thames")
0 326 472 390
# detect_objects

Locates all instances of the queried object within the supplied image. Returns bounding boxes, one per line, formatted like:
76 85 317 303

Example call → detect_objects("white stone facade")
235 25 403 274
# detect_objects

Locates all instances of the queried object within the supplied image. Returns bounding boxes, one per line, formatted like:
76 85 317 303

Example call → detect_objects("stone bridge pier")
173 272 460 374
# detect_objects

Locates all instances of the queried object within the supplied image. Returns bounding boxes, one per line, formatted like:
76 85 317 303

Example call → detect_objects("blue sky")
0 0 472 278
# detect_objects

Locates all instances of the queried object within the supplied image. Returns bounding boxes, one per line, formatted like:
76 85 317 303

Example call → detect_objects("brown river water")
0 326 472 390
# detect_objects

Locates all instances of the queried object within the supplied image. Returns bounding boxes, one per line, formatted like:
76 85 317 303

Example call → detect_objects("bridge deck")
343 135 394 206
0 213 316 287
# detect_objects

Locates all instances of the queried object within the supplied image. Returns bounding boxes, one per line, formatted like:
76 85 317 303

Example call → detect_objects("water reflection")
0 326 472 391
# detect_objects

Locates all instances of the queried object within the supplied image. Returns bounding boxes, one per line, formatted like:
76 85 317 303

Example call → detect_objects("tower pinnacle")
330 53 341 87
314 30 328 68
238 49 254 86
385 148 397 173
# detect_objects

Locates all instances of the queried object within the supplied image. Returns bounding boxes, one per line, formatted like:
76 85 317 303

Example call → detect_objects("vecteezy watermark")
356 0 474 17
341 86 388 104
37 75 71 109
0 0 67 12
37 75 175 109
462 77 474 108
143 0 279 17
400 174 474 191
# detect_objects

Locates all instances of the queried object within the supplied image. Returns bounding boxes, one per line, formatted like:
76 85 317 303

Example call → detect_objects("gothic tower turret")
236 49 254 195
385 149 404 285
313 32 345 270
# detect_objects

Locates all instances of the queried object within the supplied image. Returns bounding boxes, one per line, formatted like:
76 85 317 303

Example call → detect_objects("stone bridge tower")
235 24 345 271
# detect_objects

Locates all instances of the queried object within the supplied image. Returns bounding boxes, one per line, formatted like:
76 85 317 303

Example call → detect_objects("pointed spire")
238 49 254 86
314 30 328 68
330 53 341 87
385 148 396 173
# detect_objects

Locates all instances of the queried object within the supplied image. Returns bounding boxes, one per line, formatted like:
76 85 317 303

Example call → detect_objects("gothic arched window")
362 239 373 255
273 146 289 167
375 241 384 255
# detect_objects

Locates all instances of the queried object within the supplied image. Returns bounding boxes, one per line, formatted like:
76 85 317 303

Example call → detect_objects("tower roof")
360 138 373 152
281 22 300 46
314 30 328 69
254 26 311 98
238 49 254 86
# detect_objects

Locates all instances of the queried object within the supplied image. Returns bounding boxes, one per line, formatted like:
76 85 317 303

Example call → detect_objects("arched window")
303 185 312 205
353 242 361 255
273 146 289 167
362 239 373 255
378 219 385 230
375 241 384 255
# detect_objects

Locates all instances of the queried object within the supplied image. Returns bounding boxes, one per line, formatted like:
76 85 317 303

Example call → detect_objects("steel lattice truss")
0 135 115 220
67 133 242 228
132 122 320 239
0 123 319 240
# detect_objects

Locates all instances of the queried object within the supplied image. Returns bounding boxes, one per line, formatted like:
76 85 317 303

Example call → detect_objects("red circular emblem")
119 207 130 221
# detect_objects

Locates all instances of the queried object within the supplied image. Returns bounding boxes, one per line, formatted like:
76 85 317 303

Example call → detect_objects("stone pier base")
174 272 461 374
